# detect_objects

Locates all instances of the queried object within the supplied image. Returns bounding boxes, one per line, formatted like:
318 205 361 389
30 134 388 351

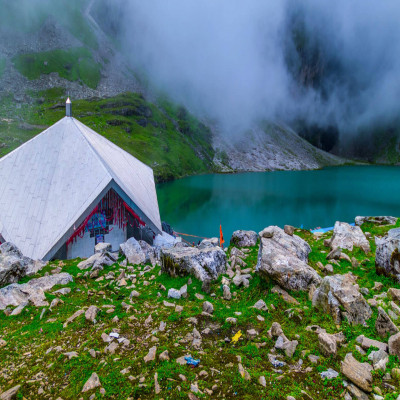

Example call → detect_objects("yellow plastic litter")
231 330 242 343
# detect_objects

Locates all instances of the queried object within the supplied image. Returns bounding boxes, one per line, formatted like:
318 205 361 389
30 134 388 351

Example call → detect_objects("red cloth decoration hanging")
66 189 147 248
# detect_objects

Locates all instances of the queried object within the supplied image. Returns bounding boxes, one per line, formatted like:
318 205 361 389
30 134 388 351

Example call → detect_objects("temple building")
0 99 162 260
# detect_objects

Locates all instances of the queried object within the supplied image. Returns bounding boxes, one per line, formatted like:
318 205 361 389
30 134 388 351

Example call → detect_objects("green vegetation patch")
12 48 101 89
0 91 217 182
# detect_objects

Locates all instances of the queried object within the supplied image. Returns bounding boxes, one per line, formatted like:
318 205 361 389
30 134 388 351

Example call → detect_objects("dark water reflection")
157 166 400 240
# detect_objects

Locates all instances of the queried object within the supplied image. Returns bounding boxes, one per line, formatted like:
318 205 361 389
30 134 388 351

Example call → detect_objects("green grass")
1 219 400 398
0 90 217 182
12 48 101 89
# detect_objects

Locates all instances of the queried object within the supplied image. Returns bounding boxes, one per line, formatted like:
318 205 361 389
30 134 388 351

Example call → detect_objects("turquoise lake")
157 166 400 242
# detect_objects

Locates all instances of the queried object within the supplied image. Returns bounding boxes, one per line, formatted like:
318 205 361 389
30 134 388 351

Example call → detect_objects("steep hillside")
0 89 215 182
0 0 346 177
213 123 342 172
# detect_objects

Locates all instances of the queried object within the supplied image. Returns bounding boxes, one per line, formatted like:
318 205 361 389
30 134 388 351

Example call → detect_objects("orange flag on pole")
220 224 225 248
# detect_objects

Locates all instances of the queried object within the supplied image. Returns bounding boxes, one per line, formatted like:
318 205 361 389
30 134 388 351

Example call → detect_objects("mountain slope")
0 0 346 179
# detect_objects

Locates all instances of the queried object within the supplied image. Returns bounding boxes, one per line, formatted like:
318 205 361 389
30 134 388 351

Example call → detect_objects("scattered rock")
0 273 73 310
180 284 188 298
119 237 146 265
161 246 226 282
388 287 400 303
326 247 342 260
375 228 400 279
312 273 372 325
238 363 251 380
53 287 71 296
77 251 116 270
271 286 300 305
199 237 219 248
223 285 231 300
159 350 169 361
0 384 21 400
341 353 373 393
0 242 46 287
282 340 298 358
82 372 101 392
355 216 397 226
347 383 369 400
373 282 383 291
320 368 339 379
356 335 388 352
375 306 399 338
130 290 140 298
85 306 100 323
168 288 181 299
318 332 337 356
256 226 321 291
105 342 119 354
144 346 157 362
202 301 214 314
94 243 112 254
253 299 268 311
247 329 258 339
230 230 257 247
64 351 78 360
368 349 389 371
63 309 85 328
389 332 400 359
328 222 371 253
154 372 161 395
284 225 295 236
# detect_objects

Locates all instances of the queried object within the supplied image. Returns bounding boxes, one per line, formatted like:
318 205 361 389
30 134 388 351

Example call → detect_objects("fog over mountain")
117 0 400 138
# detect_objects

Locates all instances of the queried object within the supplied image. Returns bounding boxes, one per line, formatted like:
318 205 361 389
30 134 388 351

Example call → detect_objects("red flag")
220 224 225 248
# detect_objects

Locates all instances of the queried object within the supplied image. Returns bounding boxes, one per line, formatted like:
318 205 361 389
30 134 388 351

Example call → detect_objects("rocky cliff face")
213 122 342 172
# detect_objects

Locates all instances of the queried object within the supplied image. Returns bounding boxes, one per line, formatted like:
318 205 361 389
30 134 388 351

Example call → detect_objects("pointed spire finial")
66 97 72 117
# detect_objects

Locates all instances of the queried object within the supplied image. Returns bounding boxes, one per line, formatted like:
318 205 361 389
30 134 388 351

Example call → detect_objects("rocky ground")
1 218 400 400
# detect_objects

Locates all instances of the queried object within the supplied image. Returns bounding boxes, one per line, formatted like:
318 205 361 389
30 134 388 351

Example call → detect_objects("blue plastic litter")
311 222 355 234
185 356 200 367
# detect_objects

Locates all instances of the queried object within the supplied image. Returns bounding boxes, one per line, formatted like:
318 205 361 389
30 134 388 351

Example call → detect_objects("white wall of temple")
67 224 127 259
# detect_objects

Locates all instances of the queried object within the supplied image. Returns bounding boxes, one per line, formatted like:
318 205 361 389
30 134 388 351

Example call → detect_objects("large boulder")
160 246 226 282
375 306 399 338
138 240 157 266
198 238 219 249
328 222 370 253
0 273 73 310
255 226 321 291
375 228 400 279
389 332 400 360
312 273 372 325
230 230 257 248
119 237 146 265
341 353 373 393
153 232 181 249
355 216 397 226
0 242 46 287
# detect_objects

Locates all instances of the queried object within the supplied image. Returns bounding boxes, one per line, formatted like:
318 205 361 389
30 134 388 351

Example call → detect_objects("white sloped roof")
0 117 161 260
